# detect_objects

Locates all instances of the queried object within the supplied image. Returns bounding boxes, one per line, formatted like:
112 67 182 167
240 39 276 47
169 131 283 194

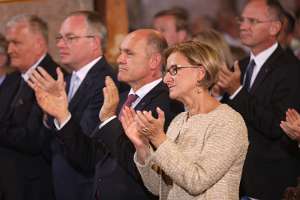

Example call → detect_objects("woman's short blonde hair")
164 40 223 89
192 29 234 67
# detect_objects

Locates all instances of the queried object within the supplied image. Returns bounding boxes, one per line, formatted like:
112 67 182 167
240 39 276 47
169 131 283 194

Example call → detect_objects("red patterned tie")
118 94 138 119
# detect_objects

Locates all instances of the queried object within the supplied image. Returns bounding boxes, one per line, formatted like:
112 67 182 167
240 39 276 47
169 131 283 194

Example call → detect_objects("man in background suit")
153 7 190 46
218 0 300 199
35 11 118 200
0 14 56 200
30 29 183 199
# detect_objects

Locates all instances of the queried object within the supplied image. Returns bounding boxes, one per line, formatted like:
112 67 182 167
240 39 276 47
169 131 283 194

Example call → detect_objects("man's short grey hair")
67 10 107 50
6 14 48 43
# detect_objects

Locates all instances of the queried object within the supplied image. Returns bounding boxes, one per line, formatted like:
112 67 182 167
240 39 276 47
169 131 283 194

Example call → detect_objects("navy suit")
55 81 184 200
0 54 56 200
222 46 300 200
50 57 118 200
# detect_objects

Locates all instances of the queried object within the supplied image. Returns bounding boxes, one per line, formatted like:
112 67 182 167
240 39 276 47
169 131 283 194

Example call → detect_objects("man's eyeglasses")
55 35 95 44
236 16 276 26
163 64 202 76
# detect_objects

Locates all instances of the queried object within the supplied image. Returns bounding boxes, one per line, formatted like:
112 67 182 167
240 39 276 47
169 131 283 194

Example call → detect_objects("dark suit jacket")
55 81 184 200
0 54 56 200
50 57 118 200
222 45 300 200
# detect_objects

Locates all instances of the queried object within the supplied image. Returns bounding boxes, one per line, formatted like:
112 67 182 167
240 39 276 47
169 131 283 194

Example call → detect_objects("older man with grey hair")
0 14 57 200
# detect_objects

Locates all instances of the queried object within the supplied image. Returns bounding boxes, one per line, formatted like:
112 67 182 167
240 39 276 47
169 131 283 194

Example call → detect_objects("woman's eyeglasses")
163 64 202 76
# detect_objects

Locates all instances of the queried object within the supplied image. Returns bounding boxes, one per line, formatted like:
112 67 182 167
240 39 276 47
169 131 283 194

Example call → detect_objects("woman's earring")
196 80 203 94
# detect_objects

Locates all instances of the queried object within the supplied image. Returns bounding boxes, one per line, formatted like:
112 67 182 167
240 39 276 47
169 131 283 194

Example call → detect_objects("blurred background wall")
0 0 297 63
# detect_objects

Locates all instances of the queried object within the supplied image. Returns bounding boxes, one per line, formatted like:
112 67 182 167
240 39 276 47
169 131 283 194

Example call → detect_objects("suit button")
98 178 102 182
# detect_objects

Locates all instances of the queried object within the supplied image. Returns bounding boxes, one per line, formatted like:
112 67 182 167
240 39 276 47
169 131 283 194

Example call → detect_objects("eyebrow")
58 33 77 37
120 48 134 54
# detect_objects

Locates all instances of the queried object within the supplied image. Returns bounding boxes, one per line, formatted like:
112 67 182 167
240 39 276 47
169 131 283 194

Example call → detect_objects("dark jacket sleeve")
224 57 300 140
55 117 107 175
0 101 53 154
95 97 183 182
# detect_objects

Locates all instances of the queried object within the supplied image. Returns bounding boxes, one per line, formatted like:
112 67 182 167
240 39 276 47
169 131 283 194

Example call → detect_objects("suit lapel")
65 75 71 94
134 81 165 111
68 59 104 111
0 73 21 119
12 80 33 108
69 76 89 110
117 81 166 116
15 54 56 107
250 46 283 94
117 92 128 114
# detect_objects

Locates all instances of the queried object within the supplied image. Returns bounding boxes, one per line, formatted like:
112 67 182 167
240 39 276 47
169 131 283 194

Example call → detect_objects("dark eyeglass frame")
55 35 95 44
235 16 277 26
163 64 202 76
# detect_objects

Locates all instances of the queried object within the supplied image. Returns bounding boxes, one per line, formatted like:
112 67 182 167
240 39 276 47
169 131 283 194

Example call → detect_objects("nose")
56 38 66 48
117 52 126 64
239 19 251 31
163 72 173 85
7 42 14 55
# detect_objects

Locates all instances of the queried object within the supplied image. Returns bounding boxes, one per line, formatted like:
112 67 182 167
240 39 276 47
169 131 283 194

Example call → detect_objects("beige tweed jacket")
135 104 249 200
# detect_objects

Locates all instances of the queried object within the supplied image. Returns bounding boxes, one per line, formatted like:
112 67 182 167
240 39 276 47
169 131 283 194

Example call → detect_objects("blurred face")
0 53 8 68
278 17 291 47
239 1 280 54
117 32 152 90
56 15 96 70
163 52 201 102
153 15 180 46
6 22 43 72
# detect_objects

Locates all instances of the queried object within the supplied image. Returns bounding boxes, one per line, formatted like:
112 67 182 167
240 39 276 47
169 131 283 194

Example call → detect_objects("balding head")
117 29 167 91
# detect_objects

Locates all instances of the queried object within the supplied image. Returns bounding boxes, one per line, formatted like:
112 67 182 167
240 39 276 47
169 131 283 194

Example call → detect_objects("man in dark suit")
30 29 183 200
218 1 300 199
36 11 118 200
0 14 56 200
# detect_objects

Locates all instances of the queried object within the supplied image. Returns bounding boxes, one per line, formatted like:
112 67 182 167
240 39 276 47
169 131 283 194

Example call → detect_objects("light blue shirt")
0 75 5 85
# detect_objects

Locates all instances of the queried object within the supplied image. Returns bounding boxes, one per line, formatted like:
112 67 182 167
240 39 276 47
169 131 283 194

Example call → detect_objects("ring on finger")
142 127 149 132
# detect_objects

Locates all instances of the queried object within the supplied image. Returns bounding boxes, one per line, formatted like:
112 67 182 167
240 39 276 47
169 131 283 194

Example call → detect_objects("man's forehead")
61 16 86 29
6 24 31 39
60 21 86 35
121 34 147 48
243 1 268 16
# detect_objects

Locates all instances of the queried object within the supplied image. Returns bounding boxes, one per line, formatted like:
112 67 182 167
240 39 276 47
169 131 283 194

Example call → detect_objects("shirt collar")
0 75 6 85
72 56 102 82
22 53 46 81
250 42 278 67
128 78 162 100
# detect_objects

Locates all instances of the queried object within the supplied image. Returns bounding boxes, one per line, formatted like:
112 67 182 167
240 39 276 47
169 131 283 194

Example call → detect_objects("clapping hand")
135 107 166 148
120 106 150 164
28 67 70 124
280 108 300 143
99 76 119 122
218 61 242 95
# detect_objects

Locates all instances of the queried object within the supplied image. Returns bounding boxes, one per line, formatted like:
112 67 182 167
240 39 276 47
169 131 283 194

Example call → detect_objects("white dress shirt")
54 56 102 129
230 43 278 99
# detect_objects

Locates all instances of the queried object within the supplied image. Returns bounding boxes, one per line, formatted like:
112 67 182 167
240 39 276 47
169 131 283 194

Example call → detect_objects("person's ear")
149 53 162 70
197 66 206 81
177 30 188 43
269 21 282 36
91 36 101 51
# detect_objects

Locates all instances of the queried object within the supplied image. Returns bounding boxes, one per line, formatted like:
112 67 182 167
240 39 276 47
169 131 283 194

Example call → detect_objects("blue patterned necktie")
244 59 256 92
